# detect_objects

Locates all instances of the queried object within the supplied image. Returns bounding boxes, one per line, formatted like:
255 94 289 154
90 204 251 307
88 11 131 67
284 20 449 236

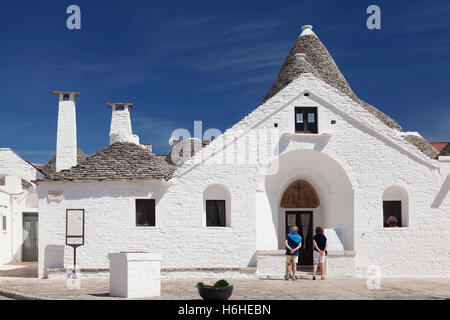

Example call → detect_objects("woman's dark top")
313 234 327 251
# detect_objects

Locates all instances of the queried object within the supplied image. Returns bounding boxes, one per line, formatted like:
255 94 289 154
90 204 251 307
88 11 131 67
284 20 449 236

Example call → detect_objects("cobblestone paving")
0 277 449 300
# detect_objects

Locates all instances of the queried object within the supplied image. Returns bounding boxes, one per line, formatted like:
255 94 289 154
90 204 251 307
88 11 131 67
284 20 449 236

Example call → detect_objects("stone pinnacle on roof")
263 24 403 131
300 25 315 37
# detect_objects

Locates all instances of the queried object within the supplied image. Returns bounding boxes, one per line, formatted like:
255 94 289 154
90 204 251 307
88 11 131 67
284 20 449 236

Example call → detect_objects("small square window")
206 200 226 227
2 216 6 231
295 107 318 133
136 199 155 227
63 95 70 101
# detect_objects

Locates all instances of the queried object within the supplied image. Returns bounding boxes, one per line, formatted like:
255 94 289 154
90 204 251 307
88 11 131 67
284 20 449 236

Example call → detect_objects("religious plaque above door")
281 180 320 208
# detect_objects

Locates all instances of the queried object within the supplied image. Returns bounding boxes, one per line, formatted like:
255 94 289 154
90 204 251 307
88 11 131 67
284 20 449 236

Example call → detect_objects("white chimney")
53 91 79 172
107 103 140 145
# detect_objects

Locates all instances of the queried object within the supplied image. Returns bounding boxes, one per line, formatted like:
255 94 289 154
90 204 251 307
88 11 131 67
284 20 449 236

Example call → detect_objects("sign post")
66 209 85 279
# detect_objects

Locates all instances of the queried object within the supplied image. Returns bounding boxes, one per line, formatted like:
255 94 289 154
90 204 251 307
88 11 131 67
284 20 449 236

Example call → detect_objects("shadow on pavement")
0 263 38 278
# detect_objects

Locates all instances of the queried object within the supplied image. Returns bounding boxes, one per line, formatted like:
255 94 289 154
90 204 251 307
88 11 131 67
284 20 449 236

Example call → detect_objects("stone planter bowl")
198 285 234 300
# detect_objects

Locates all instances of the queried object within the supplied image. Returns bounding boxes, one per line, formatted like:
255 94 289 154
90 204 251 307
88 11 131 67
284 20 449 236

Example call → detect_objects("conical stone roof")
263 25 402 131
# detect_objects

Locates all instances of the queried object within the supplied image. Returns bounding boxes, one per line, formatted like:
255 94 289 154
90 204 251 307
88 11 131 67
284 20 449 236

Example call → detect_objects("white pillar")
53 91 80 172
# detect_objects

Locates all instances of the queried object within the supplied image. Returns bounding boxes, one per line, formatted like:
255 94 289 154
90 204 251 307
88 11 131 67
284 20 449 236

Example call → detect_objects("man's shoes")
289 274 293 280
284 275 289 280
292 276 298 281
312 276 316 280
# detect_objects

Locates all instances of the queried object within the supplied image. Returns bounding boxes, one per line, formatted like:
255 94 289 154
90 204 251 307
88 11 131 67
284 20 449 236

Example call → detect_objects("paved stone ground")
0 263 38 278
0 263 449 300
0 276 449 300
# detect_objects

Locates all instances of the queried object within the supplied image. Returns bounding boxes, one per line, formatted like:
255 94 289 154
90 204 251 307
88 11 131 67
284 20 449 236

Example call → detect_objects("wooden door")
22 213 38 261
286 211 313 266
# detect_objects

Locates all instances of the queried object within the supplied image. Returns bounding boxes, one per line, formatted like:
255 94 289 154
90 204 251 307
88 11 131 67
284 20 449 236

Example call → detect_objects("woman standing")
312 226 328 280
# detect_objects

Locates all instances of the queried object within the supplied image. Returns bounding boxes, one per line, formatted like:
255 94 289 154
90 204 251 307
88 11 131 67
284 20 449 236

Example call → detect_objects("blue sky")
0 0 449 164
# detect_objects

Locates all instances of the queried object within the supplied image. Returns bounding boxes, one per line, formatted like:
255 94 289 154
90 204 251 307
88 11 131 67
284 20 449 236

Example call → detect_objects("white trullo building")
5 25 450 278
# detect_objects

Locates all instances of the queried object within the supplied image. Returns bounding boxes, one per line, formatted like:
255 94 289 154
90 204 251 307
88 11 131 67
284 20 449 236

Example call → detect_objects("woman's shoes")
321 276 325 280
312 276 316 280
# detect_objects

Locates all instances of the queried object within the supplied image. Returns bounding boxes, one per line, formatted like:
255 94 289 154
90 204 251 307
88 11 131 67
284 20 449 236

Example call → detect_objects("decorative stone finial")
300 25 315 37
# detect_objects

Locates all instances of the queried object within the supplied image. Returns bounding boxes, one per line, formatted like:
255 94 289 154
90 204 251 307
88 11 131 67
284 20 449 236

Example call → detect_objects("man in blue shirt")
285 226 302 280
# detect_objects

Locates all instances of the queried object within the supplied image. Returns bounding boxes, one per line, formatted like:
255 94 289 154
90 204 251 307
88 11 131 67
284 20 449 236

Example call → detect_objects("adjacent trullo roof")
38 142 175 182
263 25 439 159
39 148 88 176
440 142 450 156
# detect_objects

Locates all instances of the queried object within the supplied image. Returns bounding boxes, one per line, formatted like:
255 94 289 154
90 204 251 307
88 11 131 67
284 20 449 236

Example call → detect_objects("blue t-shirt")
286 232 302 256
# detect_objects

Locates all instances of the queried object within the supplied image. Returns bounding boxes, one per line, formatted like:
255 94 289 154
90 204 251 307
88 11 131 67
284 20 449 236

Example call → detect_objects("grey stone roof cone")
263 25 402 131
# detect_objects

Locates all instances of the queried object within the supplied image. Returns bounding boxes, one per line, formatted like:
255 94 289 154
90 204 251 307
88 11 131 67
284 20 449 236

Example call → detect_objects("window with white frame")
203 184 231 227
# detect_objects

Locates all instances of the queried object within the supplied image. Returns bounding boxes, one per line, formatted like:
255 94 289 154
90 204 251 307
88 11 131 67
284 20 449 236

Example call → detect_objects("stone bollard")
108 252 162 298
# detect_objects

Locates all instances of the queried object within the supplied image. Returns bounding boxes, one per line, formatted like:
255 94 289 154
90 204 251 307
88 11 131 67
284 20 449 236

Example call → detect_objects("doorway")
22 213 38 262
285 211 313 266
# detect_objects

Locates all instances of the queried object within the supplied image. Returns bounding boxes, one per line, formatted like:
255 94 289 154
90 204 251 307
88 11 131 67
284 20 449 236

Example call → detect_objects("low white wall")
256 250 286 279
326 251 355 277
46 267 257 280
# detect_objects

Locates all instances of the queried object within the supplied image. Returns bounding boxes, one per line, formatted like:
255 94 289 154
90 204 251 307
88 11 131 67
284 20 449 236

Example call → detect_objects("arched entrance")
260 149 355 262
281 180 320 265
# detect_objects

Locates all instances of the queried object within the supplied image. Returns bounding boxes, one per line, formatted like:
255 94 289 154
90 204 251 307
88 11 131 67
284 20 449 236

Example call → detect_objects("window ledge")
282 132 332 139
204 226 233 230
135 226 160 230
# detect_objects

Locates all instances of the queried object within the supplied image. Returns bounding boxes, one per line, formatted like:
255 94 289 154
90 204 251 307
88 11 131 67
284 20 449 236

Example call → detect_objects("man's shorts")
286 255 299 264
313 250 326 264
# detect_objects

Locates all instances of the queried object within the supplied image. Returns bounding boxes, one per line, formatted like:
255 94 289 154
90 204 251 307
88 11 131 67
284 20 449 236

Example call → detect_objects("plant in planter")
386 216 399 228
196 280 233 300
